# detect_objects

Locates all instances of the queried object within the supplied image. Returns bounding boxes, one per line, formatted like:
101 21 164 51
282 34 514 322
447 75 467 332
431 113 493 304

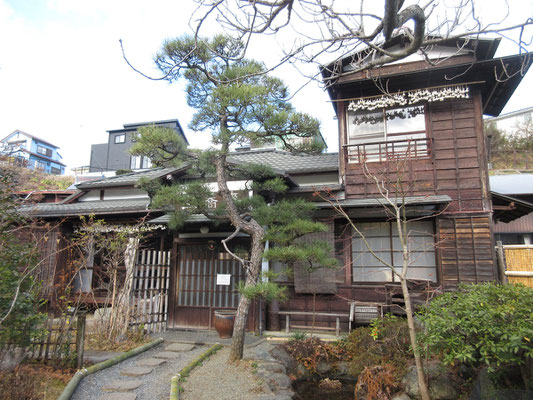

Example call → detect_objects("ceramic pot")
214 310 236 338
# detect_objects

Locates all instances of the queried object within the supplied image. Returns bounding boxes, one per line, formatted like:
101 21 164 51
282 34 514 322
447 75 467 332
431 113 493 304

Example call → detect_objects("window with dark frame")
346 105 428 162
114 134 126 144
351 220 437 283
37 145 53 157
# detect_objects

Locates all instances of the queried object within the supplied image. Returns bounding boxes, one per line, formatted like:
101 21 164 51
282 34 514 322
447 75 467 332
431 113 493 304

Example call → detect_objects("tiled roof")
76 166 185 189
228 149 339 173
20 199 150 218
76 150 339 190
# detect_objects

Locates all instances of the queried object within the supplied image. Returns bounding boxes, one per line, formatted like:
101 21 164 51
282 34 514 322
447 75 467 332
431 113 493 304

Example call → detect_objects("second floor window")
37 145 53 157
346 105 427 162
114 134 126 144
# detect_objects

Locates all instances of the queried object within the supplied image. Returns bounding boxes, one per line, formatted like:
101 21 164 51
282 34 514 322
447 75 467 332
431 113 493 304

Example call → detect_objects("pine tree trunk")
214 154 265 363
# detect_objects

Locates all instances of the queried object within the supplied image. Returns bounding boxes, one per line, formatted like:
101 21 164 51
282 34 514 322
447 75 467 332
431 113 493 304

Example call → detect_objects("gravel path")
71 343 208 400
180 346 265 400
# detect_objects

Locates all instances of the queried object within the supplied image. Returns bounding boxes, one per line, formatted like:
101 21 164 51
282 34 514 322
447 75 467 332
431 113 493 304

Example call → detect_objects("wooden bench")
278 311 350 336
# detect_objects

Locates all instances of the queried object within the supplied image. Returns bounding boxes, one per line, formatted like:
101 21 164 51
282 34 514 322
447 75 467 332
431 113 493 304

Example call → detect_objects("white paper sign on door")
216 274 231 285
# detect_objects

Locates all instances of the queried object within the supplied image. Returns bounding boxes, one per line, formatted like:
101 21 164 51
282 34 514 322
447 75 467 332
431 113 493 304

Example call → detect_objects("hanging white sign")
216 274 231 286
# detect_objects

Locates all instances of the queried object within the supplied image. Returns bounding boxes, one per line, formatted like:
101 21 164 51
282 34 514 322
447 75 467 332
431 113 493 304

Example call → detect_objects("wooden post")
76 313 86 368
496 241 507 285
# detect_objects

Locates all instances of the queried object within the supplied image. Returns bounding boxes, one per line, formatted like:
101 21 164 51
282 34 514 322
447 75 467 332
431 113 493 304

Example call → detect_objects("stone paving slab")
136 357 167 367
153 351 181 359
99 393 137 400
119 366 154 377
165 343 196 352
102 380 143 392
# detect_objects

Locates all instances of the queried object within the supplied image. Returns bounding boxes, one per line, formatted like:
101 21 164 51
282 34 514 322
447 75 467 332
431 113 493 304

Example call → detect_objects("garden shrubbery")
344 315 412 376
282 337 351 374
417 282 533 390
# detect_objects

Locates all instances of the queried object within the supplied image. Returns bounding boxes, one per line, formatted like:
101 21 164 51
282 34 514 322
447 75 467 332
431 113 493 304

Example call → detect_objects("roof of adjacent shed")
489 174 533 195
491 191 533 223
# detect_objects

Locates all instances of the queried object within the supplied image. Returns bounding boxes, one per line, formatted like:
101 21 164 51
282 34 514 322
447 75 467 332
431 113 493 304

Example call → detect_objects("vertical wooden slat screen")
131 249 171 333
175 244 246 308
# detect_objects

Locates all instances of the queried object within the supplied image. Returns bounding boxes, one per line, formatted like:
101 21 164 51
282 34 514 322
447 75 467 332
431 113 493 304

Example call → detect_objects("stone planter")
214 310 236 338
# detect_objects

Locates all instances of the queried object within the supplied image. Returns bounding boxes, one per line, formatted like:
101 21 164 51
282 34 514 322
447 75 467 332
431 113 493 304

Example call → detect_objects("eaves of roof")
75 166 188 189
27 150 66 166
19 198 151 218
324 51 532 118
314 195 452 208
491 191 533 223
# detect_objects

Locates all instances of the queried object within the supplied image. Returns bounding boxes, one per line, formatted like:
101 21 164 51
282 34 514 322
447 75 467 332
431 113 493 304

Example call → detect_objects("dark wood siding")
437 215 496 290
343 96 492 214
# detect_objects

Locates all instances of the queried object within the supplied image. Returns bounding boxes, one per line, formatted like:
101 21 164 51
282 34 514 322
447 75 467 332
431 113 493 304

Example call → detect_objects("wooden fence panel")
130 249 171 334
503 245 533 288
24 312 85 368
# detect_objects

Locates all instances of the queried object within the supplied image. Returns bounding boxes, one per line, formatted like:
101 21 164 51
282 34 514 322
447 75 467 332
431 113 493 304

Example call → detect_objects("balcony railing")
343 137 431 164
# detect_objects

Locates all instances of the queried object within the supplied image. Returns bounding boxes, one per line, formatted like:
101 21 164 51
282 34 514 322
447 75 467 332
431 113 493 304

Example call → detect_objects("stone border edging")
169 343 224 400
57 337 164 400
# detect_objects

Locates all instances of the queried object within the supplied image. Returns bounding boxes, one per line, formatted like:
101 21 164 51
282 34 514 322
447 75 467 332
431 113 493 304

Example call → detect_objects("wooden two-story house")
271 37 533 331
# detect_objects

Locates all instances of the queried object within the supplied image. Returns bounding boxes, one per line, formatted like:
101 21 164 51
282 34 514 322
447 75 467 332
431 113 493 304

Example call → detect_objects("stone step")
102 380 143 392
99 393 137 400
164 343 196 352
153 351 181 359
136 358 167 367
120 366 154 377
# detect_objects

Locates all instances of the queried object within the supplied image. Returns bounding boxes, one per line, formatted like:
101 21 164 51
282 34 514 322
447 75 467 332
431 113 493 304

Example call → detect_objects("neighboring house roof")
228 149 339 174
1 129 60 149
20 199 150 218
485 106 533 123
489 174 533 195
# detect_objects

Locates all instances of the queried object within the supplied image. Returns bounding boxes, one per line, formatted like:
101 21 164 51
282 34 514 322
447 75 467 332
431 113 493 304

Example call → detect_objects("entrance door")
170 242 246 329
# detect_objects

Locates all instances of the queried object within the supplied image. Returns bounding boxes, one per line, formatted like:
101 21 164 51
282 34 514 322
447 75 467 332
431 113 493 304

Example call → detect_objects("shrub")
344 315 411 376
355 364 400 400
281 337 351 374
417 283 533 389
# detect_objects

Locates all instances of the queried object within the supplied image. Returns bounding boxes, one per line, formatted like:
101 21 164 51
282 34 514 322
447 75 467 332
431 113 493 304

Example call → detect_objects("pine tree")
131 34 336 361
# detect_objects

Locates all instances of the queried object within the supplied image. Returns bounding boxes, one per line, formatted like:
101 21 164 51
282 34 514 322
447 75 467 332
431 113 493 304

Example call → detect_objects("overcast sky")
0 0 531 174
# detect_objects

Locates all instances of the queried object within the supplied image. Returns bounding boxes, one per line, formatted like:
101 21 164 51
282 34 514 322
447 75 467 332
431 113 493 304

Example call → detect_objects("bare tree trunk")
120 237 139 334
401 279 430 400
